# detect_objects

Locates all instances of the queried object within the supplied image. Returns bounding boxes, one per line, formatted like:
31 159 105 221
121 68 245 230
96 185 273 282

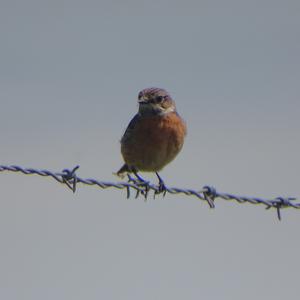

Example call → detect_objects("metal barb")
61 165 80 193
126 186 130 199
274 197 292 221
276 204 282 221
202 186 216 209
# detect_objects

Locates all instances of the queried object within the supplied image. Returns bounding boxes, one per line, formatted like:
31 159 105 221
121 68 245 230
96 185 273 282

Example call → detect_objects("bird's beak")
138 98 147 104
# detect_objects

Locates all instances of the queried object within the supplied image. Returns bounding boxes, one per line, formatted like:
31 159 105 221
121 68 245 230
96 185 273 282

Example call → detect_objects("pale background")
0 0 300 299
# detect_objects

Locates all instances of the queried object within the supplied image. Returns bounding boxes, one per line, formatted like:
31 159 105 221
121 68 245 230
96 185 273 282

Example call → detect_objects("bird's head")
137 87 176 116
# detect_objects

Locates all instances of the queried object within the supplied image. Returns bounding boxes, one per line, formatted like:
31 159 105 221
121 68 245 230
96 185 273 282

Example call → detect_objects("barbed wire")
0 164 299 220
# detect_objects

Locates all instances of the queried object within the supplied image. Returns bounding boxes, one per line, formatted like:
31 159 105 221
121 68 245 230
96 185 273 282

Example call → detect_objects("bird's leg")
132 170 150 199
133 171 146 183
155 172 167 195
126 167 147 184
126 166 142 182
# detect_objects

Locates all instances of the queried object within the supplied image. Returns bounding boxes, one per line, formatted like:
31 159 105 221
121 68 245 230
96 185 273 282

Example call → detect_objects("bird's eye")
156 96 164 103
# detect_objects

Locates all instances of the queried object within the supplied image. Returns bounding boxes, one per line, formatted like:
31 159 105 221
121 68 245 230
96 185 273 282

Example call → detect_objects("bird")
116 87 187 190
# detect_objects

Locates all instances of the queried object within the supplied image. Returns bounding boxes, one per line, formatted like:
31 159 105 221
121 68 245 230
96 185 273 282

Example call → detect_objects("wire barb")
61 165 80 193
0 164 299 220
202 186 216 209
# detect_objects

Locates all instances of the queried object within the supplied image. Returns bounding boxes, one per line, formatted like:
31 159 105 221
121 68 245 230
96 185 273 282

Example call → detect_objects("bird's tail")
114 164 131 178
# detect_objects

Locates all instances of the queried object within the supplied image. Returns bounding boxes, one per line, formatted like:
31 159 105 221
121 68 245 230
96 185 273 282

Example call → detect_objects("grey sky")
1 1 300 299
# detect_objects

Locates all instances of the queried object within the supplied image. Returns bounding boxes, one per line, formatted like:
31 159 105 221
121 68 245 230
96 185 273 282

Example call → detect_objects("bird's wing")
120 113 141 144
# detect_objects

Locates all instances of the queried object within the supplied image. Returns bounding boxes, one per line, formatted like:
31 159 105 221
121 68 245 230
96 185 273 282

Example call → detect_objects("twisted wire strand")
0 164 299 220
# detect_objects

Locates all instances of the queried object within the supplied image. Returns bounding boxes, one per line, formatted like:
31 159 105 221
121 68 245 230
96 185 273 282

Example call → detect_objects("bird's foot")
128 171 150 200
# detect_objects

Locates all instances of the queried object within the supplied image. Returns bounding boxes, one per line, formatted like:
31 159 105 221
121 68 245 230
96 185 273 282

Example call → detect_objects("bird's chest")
135 115 179 149
121 113 186 171
132 114 186 162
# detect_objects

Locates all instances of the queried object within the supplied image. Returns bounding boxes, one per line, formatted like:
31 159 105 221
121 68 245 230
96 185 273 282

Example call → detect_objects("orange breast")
121 112 187 172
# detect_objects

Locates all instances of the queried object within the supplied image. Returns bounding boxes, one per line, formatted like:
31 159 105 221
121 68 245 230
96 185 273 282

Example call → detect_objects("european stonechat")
116 87 187 187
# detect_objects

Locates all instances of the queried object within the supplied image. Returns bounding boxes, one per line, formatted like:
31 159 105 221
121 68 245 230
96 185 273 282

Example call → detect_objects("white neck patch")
158 106 176 115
